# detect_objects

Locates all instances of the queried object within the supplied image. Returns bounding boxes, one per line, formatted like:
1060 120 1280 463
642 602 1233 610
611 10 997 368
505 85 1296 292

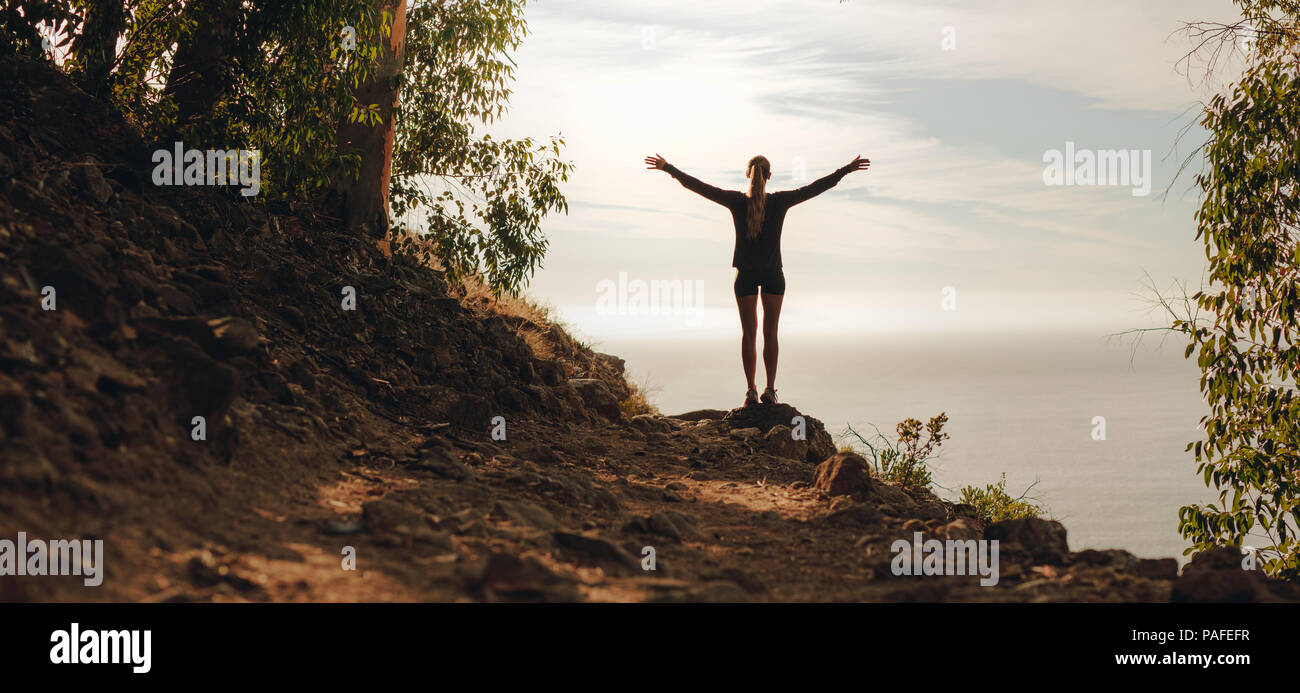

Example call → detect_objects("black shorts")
734 266 785 297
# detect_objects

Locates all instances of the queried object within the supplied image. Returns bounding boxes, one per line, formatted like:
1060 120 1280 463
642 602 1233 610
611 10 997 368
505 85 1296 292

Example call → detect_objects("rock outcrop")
719 403 837 463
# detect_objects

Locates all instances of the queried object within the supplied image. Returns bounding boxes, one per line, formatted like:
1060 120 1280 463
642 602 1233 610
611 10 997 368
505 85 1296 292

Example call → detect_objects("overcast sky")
486 0 1247 342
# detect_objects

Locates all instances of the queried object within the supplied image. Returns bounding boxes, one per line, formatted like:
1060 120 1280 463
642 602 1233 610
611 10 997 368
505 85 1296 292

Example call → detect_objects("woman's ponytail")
745 155 770 240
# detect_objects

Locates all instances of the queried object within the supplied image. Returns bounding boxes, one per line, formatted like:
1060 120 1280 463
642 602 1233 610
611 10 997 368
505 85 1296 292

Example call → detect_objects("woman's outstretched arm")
781 155 871 206
645 153 738 207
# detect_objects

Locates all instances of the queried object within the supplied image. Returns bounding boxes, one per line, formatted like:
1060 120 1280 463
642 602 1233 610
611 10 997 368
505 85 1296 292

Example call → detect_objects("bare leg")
761 292 783 391
736 294 758 390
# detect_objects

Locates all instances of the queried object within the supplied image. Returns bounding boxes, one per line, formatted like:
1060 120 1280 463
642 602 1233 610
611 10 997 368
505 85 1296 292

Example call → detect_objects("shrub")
959 473 1044 523
840 413 950 487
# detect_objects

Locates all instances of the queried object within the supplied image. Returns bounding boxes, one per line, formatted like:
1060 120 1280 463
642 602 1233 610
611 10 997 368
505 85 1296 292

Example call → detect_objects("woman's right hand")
847 155 871 172
644 153 668 171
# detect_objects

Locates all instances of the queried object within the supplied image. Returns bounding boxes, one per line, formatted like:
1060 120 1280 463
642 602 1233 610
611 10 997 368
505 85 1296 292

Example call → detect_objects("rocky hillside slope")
1 55 1296 602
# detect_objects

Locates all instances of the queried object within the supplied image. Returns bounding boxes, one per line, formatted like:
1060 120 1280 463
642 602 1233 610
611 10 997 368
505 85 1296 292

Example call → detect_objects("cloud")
483 0 1225 335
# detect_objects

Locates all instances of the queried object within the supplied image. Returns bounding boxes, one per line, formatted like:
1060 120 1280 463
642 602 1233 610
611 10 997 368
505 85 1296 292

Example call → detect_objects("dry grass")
620 374 661 417
391 227 557 330
459 272 555 326
519 329 557 361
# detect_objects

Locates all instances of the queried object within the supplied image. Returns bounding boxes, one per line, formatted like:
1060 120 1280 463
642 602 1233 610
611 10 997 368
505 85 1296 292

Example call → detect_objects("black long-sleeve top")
662 162 854 270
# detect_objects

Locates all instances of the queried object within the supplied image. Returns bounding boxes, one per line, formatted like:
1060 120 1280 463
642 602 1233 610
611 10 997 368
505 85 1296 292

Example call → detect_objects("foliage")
959 473 1043 523
1174 1 1300 579
4 0 571 295
389 0 572 295
841 414 1045 522
841 413 949 487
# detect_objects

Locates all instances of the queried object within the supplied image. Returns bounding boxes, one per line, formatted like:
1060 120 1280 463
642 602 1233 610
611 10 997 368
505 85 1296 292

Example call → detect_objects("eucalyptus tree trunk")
339 0 408 239
161 0 241 139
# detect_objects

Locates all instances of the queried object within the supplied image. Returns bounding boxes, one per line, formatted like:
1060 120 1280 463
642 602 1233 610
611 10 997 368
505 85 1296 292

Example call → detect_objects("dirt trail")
2 54 1296 604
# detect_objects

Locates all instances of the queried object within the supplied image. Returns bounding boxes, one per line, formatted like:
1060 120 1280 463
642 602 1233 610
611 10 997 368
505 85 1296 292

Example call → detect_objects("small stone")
478 553 578 601
940 518 981 542
208 317 260 355
71 348 147 391
414 453 475 480
491 501 558 530
516 443 564 466
630 414 672 435
553 531 638 572
828 495 854 512
362 497 435 540
1074 549 1138 570
647 510 698 541
155 285 195 314
701 568 766 594
324 518 364 535
901 518 927 534
73 161 113 204
825 502 884 528
912 502 947 521
186 552 223 586
870 483 916 508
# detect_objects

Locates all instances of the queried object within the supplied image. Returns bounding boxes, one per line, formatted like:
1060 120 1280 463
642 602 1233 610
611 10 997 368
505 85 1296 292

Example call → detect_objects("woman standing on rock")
645 153 870 407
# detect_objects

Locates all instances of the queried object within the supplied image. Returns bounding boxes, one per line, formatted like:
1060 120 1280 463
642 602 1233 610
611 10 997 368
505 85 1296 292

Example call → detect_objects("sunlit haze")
489 0 1243 341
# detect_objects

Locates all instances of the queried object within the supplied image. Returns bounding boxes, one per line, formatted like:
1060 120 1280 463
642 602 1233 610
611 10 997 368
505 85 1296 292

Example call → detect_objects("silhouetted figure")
646 153 870 407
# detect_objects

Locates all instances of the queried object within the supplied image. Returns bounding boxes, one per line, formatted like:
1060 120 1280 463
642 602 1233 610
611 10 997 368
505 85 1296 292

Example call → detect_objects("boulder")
723 403 836 463
72 160 113 204
723 402 801 431
1169 546 1299 602
594 352 625 374
629 414 673 435
812 452 873 497
567 378 622 421
762 424 808 460
1134 558 1179 580
1073 549 1139 571
983 518 1070 564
